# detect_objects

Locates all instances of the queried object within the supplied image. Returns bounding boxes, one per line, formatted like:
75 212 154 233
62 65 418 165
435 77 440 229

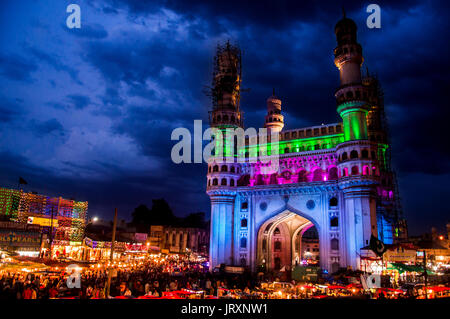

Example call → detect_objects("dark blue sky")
0 0 449 235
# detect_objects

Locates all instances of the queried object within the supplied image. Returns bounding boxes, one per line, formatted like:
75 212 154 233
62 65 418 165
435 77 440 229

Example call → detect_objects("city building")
206 14 407 273
0 187 88 257
408 226 450 265
83 218 148 261
162 226 209 255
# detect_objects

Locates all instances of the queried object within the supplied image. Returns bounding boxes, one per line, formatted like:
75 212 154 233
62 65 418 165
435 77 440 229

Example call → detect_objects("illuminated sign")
27 216 58 227
0 230 41 247
125 243 148 252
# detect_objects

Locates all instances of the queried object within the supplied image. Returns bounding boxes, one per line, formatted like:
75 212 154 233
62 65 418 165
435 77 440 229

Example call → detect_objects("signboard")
385 246 417 263
125 243 148 252
134 233 148 242
0 229 41 247
27 216 58 227
0 221 41 232
292 266 319 282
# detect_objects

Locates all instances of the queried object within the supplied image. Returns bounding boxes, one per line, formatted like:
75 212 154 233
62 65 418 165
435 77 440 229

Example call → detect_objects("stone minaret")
334 14 379 269
207 42 243 270
334 14 370 141
264 89 284 133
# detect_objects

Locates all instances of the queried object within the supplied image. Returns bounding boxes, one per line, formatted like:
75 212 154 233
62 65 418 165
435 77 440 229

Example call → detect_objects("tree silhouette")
131 199 207 232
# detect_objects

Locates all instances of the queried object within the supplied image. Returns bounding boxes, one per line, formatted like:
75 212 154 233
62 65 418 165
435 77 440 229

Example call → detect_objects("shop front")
50 240 84 260
83 237 126 261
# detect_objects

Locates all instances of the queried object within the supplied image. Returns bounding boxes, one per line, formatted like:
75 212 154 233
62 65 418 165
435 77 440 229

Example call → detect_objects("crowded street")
1 252 449 300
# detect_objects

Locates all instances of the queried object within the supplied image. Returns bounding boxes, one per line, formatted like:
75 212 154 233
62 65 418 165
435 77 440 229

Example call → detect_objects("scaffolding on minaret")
205 41 245 128
363 69 406 241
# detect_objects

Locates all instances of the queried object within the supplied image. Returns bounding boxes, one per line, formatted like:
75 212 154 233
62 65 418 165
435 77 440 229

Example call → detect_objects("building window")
221 165 228 172
312 169 323 182
329 197 338 207
343 167 348 177
221 178 227 185
331 238 339 250
351 166 359 175
274 241 281 251
341 152 348 161
230 179 235 186
298 170 308 182
213 165 219 172
241 201 248 211
330 217 339 227
212 178 218 186
331 262 340 273
241 218 248 228
328 167 338 180
240 237 247 248
361 149 369 158
274 227 281 235
350 150 358 159
363 165 370 175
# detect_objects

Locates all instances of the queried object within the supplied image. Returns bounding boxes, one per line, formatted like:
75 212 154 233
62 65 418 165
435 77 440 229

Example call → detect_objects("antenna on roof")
342 6 346 18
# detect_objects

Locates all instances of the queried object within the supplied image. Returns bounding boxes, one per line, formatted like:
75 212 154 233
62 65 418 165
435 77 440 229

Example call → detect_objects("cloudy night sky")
0 0 449 235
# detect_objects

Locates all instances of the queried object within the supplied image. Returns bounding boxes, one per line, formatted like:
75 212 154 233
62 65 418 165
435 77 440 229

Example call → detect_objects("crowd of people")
0 255 256 299
1 254 447 299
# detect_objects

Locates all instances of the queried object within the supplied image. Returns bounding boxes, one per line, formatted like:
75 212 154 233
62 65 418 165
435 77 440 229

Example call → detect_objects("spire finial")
342 6 346 18
273 87 276 96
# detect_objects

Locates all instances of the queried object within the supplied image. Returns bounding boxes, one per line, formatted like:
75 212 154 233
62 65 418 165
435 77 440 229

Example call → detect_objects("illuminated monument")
206 16 407 273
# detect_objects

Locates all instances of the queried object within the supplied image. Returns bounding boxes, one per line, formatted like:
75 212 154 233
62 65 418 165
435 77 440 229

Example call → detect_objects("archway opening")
257 211 319 275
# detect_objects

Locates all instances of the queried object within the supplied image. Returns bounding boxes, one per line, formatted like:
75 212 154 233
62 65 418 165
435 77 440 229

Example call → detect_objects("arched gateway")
257 210 317 272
